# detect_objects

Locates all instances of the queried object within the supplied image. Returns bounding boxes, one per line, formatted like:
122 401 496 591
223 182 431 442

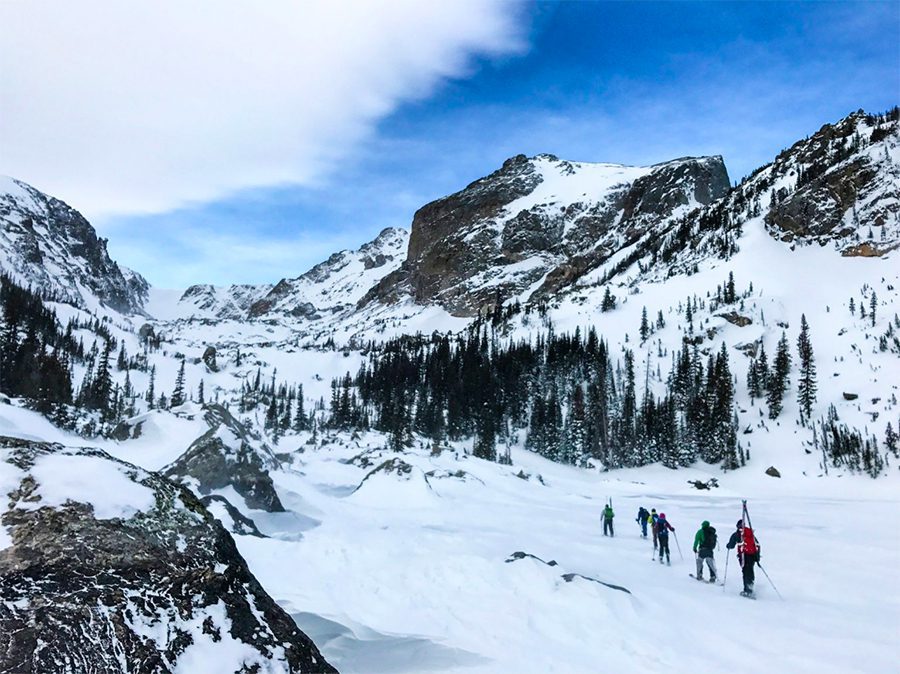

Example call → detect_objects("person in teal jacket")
692 520 718 582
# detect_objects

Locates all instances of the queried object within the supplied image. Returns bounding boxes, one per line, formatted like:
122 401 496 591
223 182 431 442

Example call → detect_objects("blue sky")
4 1 898 288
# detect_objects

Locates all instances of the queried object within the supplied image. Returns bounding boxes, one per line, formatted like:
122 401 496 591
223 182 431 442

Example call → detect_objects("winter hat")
651 508 657 513
659 513 666 519
736 520 744 528
702 520 710 528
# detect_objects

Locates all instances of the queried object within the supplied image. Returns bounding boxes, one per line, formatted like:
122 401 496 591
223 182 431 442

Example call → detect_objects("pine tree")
767 332 791 419
171 359 186 408
885 421 898 458
725 271 736 304
849 297 855 316
197 379 205 405
870 291 877 327
601 287 616 312
561 384 588 465
685 298 694 334
746 357 762 401
146 365 156 409
797 314 817 421
756 342 769 392
639 307 650 342
90 341 113 419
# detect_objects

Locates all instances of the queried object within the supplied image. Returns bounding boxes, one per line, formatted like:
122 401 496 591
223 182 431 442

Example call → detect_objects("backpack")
742 526 758 555
704 526 717 549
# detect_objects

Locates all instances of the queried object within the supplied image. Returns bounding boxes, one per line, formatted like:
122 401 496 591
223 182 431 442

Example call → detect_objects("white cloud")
0 0 523 217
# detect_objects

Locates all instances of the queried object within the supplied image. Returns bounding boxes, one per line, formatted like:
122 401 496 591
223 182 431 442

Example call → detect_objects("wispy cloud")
0 0 525 217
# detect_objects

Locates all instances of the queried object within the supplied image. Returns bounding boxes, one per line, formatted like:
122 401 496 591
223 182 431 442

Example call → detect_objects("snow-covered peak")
0 176 149 315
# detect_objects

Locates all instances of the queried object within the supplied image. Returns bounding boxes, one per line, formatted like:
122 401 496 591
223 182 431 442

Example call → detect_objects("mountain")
0 177 149 315
363 153 729 316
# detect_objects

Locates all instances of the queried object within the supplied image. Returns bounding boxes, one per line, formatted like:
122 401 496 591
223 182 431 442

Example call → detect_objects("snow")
215 435 898 674
172 601 289 674
26 452 157 520
499 157 649 229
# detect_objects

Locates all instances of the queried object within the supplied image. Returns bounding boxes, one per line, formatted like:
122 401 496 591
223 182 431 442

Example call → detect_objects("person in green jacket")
602 504 615 537
692 520 718 582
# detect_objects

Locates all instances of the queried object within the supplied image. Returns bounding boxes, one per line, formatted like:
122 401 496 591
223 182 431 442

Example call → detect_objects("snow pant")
639 519 648 537
658 536 670 560
741 555 756 592
652 528 659 550
603 518 614 536
696 549 717 579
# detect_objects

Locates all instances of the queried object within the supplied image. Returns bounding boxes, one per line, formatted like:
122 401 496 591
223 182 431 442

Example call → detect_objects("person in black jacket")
726 520 760 595
636 507 649 538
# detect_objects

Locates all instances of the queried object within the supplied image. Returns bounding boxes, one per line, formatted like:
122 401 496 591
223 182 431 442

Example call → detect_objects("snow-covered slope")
0 176 149 315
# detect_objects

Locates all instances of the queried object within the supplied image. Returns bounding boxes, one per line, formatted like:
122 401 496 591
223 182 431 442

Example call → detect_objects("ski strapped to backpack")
740 499 784 601
740 501 757 557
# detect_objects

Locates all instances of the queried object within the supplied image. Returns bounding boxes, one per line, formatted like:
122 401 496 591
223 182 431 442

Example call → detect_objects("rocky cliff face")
364 154 729 316
176 282 274 321
761 109 899 253
0 437 335 673
0 177 149 315
164 404 285 512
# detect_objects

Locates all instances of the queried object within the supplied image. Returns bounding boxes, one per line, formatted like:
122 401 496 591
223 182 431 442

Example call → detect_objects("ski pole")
673 531 684 560
757 563 784 601
722 550 730 590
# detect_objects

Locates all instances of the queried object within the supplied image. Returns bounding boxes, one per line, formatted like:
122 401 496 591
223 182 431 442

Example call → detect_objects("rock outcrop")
164 404 285 512
763 110 899 249
0 437 335 673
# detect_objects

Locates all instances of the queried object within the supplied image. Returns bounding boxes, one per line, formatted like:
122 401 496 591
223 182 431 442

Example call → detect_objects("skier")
650 508 660 551
602 503 615 537
657 513 674 564
692 520 717 582
636 506 650 538
726 520 760 596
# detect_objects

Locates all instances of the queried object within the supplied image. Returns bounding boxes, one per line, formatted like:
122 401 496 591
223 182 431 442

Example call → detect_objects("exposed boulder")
843 392 859 401
165 404 284 512
718 311 753 327
765 466 782 478
202 345 219 372
688 478 719 490
0 437 335 674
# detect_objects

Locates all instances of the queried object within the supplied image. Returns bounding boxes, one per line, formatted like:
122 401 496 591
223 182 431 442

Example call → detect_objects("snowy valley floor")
2 403 898 674
245 442 899 674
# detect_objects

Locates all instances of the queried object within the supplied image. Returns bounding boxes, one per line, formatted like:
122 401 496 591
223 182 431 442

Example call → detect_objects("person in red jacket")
726 520 760 596
657 513 675 565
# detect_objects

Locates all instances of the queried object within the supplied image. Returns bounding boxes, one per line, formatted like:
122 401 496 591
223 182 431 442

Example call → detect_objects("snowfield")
2 401 896 674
